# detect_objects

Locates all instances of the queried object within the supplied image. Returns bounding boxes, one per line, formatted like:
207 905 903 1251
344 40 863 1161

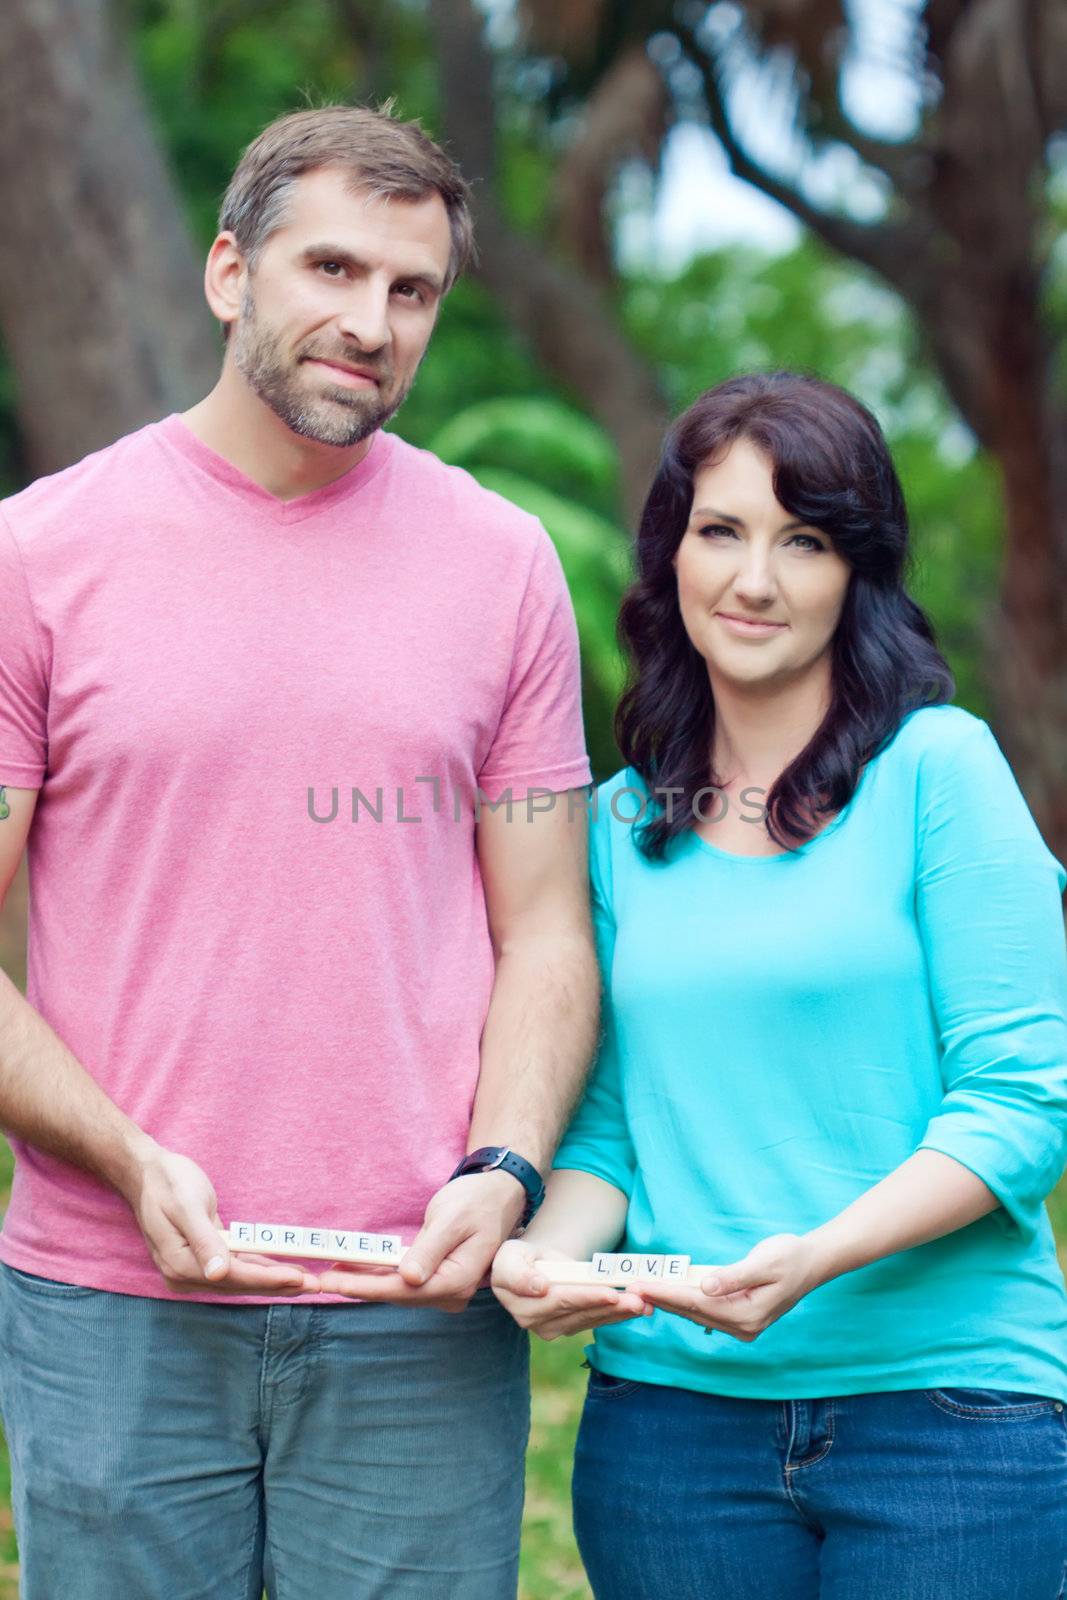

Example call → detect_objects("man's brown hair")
219 103 475 291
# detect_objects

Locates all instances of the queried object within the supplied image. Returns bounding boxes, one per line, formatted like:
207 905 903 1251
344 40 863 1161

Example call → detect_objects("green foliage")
389 280 558 449
431 396 620 516
428 396 630 777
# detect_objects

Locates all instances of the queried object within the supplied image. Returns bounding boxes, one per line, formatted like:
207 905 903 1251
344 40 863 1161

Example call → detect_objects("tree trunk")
0 0 218 479
427 0 670 527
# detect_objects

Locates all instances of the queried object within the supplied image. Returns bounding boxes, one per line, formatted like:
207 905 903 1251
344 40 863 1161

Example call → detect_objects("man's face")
228 167 453 446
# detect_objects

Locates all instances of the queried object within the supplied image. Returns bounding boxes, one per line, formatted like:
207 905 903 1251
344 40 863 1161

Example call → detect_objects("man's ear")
203 231 245 333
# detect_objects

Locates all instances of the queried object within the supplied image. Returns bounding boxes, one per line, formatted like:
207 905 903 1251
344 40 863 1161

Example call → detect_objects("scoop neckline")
649 749 880 867
155 411 394 524
685 787 858 864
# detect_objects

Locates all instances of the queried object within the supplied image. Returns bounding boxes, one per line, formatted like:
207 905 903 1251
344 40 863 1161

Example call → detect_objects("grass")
520 1338 592 1600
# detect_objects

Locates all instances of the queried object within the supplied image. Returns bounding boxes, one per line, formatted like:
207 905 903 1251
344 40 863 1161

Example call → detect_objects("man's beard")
230 287 410 447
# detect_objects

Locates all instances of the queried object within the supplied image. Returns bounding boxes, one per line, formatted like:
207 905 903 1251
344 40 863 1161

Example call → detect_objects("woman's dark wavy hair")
616 371 955 859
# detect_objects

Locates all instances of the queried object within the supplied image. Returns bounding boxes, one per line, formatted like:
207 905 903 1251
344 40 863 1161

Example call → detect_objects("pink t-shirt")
0 415 592 1299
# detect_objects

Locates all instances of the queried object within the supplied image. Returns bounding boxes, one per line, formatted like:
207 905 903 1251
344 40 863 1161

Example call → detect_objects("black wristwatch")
449 1145 546 1228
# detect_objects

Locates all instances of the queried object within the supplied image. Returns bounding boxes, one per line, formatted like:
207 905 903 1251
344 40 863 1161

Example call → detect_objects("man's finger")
409 1235 489 1301
316 1268 423 1301
399 1220 463 1287
219 1258 316 1293
166 1203 233 1281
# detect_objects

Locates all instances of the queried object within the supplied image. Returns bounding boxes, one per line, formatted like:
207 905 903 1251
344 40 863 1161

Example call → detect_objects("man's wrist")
108 1126 161 1206
449 1146 546 1228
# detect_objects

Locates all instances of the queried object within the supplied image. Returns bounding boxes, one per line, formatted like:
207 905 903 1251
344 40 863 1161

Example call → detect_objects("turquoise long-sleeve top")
554 705 1067 1400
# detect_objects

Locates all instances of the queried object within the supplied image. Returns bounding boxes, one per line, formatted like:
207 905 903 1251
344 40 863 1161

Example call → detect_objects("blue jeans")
0 1266 529 1599
572 1370 1067 1599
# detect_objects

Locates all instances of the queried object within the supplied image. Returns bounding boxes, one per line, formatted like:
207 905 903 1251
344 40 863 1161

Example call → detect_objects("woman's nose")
731 550 777 604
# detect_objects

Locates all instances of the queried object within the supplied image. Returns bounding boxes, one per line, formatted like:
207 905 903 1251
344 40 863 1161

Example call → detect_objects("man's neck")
180 367 373 501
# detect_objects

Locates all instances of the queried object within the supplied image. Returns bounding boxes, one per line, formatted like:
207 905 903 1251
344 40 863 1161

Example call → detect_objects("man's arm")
467 785 600 1169
0 784 317 1296
319 785 601 1309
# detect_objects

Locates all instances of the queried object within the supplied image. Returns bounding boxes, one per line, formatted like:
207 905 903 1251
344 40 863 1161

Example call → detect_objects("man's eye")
317 261 344 277
393 284 423 302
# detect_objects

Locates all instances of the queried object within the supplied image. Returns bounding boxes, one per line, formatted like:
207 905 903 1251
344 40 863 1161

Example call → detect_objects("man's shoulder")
386 431 547 554
1 419 162 547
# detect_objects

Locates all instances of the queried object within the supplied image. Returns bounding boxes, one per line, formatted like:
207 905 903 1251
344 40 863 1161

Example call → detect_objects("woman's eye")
698 524 737 539
790 534 825 552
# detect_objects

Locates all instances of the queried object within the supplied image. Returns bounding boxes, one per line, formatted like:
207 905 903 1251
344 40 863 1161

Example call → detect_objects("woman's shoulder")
592 766 651 812
880 704 1063 874
872 703 998 791
590 767 661 843
588 768 653 894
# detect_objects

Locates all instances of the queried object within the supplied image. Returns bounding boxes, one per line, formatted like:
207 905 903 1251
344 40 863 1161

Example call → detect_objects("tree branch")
673 17 927 297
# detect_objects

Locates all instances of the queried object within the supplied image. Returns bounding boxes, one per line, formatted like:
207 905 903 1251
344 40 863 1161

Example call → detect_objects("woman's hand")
636 1233 823 1341
491 1238 652 1341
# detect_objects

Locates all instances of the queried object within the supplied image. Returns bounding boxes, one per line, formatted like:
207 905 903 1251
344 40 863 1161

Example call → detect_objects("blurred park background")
0 0 1065 1594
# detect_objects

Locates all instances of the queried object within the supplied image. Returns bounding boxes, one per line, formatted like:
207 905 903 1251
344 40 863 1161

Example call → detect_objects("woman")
492 373 1067 1598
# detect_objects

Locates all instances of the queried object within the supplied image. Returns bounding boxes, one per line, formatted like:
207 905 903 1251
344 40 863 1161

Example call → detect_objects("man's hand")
317 1171 526 1312
491 1238 652 1341
636 1233 822 1340
125 1140 320 1297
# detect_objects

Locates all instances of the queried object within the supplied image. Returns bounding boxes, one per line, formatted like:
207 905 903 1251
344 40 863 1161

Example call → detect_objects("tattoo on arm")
0 787 9 821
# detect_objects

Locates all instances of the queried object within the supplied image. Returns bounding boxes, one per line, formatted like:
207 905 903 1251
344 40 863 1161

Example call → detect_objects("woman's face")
672 437 852 694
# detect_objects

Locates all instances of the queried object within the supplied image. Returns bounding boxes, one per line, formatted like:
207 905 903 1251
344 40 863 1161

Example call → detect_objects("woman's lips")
715 612 788 636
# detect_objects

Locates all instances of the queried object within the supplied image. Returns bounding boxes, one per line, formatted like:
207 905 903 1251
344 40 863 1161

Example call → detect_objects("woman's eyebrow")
690 506 807 532
691 506 744 525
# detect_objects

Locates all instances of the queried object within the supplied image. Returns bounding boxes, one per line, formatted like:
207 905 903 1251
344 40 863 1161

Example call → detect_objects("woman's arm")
643 714 1067 1339
492 801 651 1338
492 1169 653 1339
637 1148 998 1339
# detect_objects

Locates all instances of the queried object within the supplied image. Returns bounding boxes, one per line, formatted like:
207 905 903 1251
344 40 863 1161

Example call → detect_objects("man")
0 105 599 1598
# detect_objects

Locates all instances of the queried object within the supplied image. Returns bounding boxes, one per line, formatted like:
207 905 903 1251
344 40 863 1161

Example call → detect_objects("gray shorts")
0 1266 530 1599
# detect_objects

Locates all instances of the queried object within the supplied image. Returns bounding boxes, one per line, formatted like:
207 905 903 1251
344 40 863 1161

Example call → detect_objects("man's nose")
335 285 391 354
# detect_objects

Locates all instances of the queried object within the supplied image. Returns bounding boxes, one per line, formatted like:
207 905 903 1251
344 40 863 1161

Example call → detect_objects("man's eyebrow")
689 506 806 533
299 244 444 295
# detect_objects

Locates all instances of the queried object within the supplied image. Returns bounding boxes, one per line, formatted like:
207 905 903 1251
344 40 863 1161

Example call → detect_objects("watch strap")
449 1145 546 1227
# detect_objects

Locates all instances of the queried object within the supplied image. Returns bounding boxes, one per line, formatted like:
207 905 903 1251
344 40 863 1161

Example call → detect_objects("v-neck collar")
155 412 393 525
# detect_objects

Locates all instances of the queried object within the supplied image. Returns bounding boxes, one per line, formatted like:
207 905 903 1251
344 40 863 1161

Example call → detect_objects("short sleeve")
476 528 592 802
0 507 48 786
553 800 637 1197
914 715 1067 1243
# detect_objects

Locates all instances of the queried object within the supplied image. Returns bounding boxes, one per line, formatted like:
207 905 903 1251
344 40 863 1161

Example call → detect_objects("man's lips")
305 357 381 387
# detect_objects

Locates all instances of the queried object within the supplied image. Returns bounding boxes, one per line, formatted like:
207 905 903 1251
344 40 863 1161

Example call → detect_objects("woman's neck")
708 665 831 793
